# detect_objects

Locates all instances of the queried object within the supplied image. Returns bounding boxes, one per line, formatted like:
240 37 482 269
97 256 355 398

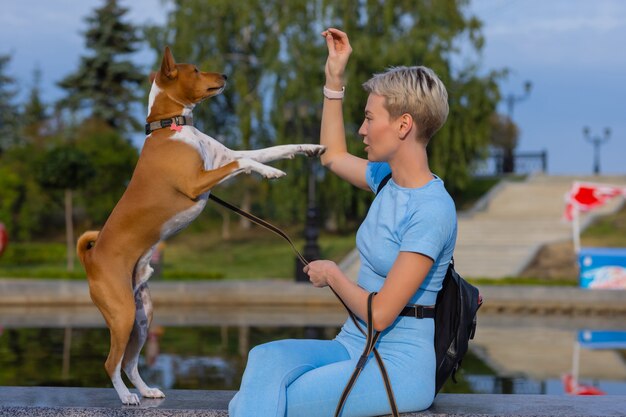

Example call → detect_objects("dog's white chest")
170 127 231 170
160 198 207 240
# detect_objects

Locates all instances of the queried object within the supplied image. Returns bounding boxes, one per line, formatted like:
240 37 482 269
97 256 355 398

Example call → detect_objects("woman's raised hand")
322 28 352 90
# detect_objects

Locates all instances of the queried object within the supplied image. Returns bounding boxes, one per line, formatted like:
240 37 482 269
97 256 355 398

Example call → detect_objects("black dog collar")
145 115 194 135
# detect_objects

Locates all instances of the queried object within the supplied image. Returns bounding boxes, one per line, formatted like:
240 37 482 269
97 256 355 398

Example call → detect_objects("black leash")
207 192 399 417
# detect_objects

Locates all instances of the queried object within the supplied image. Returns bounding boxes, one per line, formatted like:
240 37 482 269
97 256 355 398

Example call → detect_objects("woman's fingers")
322 28 351 55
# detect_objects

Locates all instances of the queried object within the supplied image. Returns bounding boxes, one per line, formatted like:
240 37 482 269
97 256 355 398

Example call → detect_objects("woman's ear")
398 113 414 140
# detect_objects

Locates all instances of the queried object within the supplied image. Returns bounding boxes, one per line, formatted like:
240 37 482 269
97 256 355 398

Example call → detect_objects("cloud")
486 15 626 37
476 0 626 37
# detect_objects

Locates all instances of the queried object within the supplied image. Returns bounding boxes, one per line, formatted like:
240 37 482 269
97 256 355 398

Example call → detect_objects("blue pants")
229 316 435 417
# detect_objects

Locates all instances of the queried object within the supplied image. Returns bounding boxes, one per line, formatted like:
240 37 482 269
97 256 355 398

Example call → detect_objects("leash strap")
208 193 399 417
334 292 399 417
208 193 307 265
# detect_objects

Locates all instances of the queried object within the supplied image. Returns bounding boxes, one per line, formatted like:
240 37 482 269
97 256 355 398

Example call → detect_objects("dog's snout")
222 74 228 81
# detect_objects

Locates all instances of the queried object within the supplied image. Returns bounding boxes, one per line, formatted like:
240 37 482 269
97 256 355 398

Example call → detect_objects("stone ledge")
1 279 625 316
1 387 626 417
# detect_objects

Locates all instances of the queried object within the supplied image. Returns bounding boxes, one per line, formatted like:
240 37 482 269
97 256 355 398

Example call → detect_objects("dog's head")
154 46 227 105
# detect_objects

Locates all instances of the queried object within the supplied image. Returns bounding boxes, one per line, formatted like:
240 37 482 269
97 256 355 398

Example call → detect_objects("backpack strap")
376 173 393 195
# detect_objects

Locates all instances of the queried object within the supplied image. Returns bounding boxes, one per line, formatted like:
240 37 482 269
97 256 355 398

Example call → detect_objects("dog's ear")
148 71 158 83
160 46 178 80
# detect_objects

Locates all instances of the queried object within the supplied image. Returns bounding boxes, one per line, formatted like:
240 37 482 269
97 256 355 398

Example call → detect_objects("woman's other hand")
322 28 352 89
303 260 342 288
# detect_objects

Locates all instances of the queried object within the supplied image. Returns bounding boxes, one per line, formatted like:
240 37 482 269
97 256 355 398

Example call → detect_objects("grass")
580 204 626 247
0 226 356 280
160 228 356 280
453 177 501 211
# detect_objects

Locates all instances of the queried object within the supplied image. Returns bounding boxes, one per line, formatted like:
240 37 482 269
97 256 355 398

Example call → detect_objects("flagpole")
572 204 581 254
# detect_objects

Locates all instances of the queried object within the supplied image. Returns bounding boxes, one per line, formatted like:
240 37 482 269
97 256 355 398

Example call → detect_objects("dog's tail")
76 230 99 266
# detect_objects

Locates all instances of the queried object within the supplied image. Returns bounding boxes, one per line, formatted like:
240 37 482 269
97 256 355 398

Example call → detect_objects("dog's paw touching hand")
302 145 326 157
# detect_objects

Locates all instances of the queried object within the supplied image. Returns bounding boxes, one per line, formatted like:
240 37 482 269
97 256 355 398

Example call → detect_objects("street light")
505 80 532 119
295 159 321 282
582 126 611 175
500 80 532 173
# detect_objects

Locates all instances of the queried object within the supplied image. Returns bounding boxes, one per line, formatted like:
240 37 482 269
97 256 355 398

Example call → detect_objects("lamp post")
583 127 611 175
505 80 532 119
295 160 321 282
501 80 532 173
294 160 324 340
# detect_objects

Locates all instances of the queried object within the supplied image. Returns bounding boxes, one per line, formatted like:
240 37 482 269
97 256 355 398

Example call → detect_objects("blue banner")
578 247 626 289
578 330 626 349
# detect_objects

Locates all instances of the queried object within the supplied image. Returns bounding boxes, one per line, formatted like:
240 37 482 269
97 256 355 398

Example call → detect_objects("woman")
229 28 456 417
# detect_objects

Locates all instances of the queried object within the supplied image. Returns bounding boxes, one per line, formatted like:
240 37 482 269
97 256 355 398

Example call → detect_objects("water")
1 308 625 395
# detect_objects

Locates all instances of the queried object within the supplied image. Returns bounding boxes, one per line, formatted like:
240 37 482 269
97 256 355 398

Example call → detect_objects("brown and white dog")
76 47 324 405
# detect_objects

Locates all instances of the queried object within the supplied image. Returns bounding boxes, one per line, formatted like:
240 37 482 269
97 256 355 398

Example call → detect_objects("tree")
73 119 138 226
22 67 50 146
0 54 20 153
0 64 52 241
57 0 145 133
37 146 95 271
0 144 52 241
146 0 502 230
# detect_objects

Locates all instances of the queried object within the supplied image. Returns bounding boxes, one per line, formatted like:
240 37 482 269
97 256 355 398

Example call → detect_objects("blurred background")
0 0 625 398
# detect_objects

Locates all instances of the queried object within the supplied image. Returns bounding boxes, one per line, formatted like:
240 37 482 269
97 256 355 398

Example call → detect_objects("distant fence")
473 150 548 177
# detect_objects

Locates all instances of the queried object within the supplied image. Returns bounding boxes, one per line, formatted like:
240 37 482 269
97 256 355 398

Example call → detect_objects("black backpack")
376 173 483 394
434 260 482 393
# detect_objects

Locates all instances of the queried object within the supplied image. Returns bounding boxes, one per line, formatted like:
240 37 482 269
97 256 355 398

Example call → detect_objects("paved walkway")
1 387 625 416
341 174 626 279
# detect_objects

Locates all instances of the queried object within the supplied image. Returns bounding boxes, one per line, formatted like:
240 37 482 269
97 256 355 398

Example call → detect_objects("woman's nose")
358 121 367 136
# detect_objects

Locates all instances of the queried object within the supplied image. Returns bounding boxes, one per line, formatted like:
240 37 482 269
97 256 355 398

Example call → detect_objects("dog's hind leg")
89 277 139 405
123 282 164 398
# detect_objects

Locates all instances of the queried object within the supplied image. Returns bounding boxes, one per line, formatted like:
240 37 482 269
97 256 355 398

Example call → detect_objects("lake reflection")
0 307 625 395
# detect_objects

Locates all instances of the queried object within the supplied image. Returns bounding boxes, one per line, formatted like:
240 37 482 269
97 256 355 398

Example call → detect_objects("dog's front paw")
301 145 326 157
142 387 165 398
121 392 141 405
261 166 286 179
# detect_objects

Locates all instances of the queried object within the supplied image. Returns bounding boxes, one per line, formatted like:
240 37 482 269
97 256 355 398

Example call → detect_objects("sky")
1 0 625 176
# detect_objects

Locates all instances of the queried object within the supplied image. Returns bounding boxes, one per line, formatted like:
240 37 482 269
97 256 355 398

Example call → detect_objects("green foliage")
0 54 20 152
582 203 626 247
73 120 138 226
0 2 145 239
36 145 94 191
1 241 65 264
0 124 137 239
21 67 49 144
145 0 502 229
57 0 145 133
453 176 500 211
0 145 53 240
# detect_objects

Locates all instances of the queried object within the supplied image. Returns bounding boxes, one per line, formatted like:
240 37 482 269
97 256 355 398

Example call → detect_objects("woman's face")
358 94 400 162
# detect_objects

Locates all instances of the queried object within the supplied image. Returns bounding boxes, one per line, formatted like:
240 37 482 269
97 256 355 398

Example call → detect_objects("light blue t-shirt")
355 162 457 305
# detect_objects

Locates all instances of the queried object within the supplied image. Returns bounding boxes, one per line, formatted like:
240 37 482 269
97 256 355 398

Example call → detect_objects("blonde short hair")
362 66 449 141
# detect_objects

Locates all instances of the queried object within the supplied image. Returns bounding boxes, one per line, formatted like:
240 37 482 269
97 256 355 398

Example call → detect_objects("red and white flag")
564 182 626 221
